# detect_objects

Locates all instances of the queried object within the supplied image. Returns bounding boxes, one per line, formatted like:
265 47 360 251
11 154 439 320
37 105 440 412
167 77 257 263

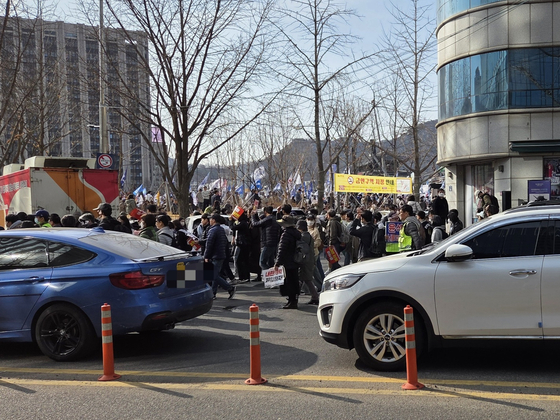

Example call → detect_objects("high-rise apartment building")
437 0 560 224
0 17 161 191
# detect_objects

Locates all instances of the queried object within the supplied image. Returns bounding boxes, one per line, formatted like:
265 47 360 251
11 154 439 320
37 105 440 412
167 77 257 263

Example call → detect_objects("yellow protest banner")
334 174 412 194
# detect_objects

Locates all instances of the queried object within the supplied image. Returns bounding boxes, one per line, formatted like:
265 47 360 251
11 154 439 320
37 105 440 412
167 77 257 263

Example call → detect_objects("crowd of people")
1 186 501 309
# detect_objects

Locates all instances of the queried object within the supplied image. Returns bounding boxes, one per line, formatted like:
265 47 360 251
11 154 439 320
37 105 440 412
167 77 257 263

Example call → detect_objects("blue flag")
198 173 210 190
133 184 143 196
120 169 127 188
235 184 244 195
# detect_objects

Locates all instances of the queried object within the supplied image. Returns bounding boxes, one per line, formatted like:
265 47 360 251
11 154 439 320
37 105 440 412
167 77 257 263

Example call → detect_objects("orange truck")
0 156 120 227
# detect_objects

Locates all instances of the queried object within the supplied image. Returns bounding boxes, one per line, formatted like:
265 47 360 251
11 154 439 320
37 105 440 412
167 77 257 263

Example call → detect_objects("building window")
437 0 503 23
439 48 560 121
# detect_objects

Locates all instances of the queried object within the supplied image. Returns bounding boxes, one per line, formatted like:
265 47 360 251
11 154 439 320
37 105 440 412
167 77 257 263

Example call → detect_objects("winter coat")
403 215 425 250
349 219 375 261
99 216 123 232
309 227 323 258
407 200 423 215
432 225 446 243
275 226 302 270
157 226 174 246
326 216 342 246
232 219 251 247
430 196 449 222
251 214 282 247
139 226 159 242
124 198 137 215
299 231 315 268
204 224 229 260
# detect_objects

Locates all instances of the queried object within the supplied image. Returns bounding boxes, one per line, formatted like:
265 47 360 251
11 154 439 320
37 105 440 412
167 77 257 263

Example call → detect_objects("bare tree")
377 0 437 196
274 0 377 211
80 0 280 215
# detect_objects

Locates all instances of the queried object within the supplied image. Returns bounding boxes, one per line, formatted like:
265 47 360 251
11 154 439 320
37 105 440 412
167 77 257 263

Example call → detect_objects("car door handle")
509 270 537 276
23 276 46 283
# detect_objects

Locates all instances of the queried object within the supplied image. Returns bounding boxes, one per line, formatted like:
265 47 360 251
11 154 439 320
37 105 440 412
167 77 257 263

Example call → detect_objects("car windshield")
411 215 498 256
79 233 185 260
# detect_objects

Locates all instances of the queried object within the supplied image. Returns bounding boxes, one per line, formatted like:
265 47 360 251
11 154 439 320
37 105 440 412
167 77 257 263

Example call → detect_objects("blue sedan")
0 228 214 361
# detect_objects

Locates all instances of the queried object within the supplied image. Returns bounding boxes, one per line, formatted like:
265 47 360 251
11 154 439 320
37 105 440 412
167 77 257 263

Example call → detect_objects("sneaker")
213 294 217 300
228 286 237 300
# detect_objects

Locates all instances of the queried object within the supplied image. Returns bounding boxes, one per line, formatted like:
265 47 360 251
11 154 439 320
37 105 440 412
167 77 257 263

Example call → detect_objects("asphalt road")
2 279 560 419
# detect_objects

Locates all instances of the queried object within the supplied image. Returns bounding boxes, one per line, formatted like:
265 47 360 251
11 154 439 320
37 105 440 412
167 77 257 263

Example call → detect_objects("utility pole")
99 0 109 154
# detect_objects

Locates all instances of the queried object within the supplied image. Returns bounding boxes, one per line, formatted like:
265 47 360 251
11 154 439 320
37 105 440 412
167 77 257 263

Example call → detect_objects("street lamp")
99 0 108 154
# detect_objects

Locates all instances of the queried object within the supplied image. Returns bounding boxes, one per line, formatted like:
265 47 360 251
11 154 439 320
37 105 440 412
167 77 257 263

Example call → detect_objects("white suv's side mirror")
444 244 473 262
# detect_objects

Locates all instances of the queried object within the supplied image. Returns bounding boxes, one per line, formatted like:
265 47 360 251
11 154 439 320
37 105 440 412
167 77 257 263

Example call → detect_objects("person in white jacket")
407 195 424 215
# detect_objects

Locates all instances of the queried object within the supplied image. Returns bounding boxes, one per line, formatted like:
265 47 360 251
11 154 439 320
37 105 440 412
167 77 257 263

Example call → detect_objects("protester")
204 214 236 299
94 203 126 232
398 205 425 251
431 215 447 243
306 214 324 291
78 213 98 228
325 209 343 271
49 213 62 227
139 213 159 241
448 209 464 236
275 215 301 309
117 212 133 233
172 219 191 251
251 206 282 270
61 214 78 227
231 212 252 283
430 188 449 222
349 210 375 261
296 220 319 305
35 210 52 228
156 214 174 245
5 214 23 229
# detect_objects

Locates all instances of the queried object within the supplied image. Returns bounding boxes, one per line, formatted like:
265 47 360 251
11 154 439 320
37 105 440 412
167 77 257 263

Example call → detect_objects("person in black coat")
274 215 301 309
231 212 252 282
430 189 449 222
252 206 282 270
349 210 376 261
204 214 236 299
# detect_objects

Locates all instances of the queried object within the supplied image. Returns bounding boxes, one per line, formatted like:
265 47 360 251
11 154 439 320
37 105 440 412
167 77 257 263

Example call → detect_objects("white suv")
318 204 560 371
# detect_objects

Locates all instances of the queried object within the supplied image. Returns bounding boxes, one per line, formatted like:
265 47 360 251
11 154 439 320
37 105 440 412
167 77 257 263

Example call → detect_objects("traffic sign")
96 153 116 170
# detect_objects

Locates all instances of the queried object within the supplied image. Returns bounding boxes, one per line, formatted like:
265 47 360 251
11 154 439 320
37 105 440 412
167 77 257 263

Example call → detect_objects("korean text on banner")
325 245 340 264
232 206 244 220
263 266 285 288
334 173 412 194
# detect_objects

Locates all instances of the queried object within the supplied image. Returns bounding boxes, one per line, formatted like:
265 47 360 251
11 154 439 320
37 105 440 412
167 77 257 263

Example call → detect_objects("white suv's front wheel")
353 303 423 371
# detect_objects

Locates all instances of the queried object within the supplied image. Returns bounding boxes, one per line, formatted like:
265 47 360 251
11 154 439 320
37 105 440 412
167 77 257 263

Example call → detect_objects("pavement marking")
1 378 560 402
1 367 560 391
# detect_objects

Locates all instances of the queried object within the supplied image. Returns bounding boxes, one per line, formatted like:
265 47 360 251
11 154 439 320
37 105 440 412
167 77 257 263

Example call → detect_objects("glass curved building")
437 0 560 223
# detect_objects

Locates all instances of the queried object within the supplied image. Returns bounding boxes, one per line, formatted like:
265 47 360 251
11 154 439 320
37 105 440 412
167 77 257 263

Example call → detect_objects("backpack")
369 225 386 257
294 233 312 266
339 222 351 244
433 226 448 240
170 230 178 248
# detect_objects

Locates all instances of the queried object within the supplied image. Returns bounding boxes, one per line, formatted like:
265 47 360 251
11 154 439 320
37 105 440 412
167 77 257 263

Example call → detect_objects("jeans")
342 247 351 266
211 259 233 294
315 253 325 280
259 246 277 270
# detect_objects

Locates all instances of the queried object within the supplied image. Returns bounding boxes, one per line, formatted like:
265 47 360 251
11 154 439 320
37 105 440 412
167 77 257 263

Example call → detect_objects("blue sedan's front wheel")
35 304 97 361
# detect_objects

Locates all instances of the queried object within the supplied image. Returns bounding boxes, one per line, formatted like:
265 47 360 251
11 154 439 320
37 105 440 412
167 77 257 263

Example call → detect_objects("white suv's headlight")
323 274 364 291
